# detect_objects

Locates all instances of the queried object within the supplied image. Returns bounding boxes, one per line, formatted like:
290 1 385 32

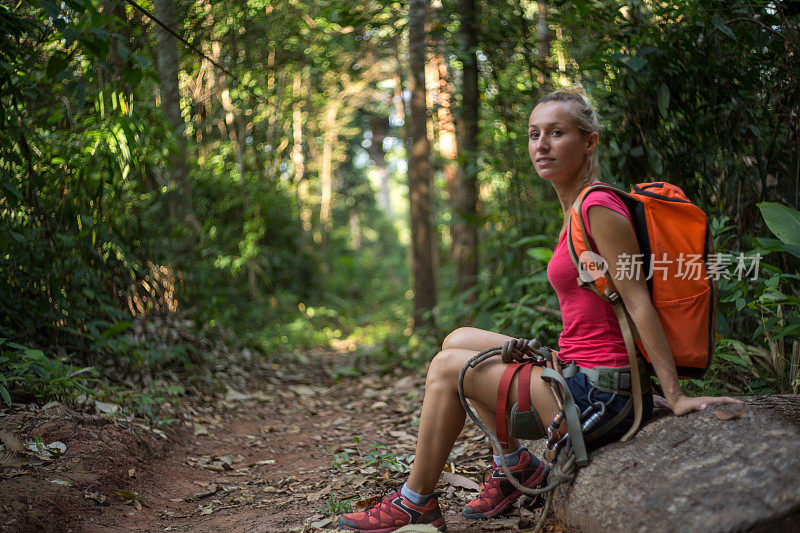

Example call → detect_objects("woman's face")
528 101 597 183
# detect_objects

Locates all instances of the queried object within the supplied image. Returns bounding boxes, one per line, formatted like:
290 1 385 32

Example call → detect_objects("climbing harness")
458 337 645 533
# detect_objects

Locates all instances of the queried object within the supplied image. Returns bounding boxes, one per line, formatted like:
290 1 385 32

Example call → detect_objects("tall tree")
430 0 459 213
367 114 392 213
154 0 201 235
319 97 342 231
536 0 551 87
453 0 479 297
292 70 312 233
408 0 437 329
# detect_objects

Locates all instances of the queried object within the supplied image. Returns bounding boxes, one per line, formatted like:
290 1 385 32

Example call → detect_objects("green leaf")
757 202 800 246
625 55 644 72
90 27 109 42
46 52 69 79
102 321 131 338
2 182 22 204
69 366 95 378
648 147 663 175
657 83 670 119
712 16 736 40
752 237 787 250
775 324 800 340
526 247 553 263
23 349 46 360
785 244 800 259
79 214 94 229
0 385 10 405
716 351 748 367
36 0 60 18
62 27 80 44
116 42 130 62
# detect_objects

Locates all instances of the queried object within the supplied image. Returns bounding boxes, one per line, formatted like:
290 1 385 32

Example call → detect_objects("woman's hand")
667 394 743 416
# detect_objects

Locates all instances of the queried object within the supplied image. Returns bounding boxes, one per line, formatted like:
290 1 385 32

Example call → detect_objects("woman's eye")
529 131 539 139
551 129 562 136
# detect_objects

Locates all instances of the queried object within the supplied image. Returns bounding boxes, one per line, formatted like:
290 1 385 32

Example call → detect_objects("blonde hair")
538 84 600 179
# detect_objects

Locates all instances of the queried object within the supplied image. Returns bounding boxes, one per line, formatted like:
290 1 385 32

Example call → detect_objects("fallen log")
545 396 800 532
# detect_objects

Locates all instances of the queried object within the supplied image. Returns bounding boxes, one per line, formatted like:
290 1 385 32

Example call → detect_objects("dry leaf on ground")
115 489 148 510
84 491 107 504
306 483 333 502
394 525 441 532
355 495 381 511
190 484 220 500
0 430 25 451
440 471 480 492
0 450 27 467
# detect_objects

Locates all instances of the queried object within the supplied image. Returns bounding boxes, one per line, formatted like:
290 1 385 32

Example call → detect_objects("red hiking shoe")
338 488 446 532
462 449 548 519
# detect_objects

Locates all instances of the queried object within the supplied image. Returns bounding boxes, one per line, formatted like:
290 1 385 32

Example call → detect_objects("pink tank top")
546 187 632 368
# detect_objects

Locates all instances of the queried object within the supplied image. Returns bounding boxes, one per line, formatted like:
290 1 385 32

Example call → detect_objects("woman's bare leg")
404 328 560 495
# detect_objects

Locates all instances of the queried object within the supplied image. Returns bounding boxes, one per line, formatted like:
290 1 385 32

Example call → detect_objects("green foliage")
330 437 403 474
446 0 800 397
317 496 355 516
0 339 97 404
362 440 402 472
563 0 799 224
758 202 800 258
0 0 410 407
2 0 799 407
1 0 174 371
702 215 800 394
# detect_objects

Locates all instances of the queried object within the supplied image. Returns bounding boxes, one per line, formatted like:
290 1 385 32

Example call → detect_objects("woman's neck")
553 168 598 216
553 163 598 239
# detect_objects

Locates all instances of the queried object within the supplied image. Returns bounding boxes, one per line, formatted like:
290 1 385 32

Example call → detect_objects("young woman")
338 85 741 533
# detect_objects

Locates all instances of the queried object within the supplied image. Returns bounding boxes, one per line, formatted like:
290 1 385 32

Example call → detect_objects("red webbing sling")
496 362 534 449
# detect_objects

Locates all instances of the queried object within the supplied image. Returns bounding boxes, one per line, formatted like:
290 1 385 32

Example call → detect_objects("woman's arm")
587 205 742 415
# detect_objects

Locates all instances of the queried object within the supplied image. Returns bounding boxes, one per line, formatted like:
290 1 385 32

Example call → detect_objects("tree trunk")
154 0 201 236
292 71 312 233
408 0 437 329
367 115 391 213
536 0 551 87
319 100 341 231
454 0 479 297
425 51 437 144
431 0 459 222
532 397 800 532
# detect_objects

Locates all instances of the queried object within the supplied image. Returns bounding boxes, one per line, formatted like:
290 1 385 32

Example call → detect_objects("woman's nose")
537 137 550 151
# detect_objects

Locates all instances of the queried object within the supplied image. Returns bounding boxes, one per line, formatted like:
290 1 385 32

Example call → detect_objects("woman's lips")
537 158 555 167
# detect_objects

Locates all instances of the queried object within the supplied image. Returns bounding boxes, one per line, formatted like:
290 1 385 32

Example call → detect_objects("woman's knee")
442 327 478 351
427 349 462 383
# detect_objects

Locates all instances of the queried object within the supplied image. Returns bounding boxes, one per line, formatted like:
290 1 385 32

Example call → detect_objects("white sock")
400 483 432 506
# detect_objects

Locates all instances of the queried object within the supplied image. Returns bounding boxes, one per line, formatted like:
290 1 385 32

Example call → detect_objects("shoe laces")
480 464 496 485
364 489 398 514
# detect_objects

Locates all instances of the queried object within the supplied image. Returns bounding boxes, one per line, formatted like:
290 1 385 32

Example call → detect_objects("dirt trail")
1 351 548 532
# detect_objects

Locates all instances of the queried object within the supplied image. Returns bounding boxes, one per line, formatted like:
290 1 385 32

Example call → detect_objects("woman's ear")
585 132 599 155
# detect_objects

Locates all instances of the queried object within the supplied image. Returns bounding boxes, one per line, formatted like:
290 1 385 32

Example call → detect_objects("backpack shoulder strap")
566 183 631 302
566 183 647 440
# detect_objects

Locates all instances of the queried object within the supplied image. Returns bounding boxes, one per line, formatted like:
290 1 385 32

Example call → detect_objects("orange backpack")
566 182 717 439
